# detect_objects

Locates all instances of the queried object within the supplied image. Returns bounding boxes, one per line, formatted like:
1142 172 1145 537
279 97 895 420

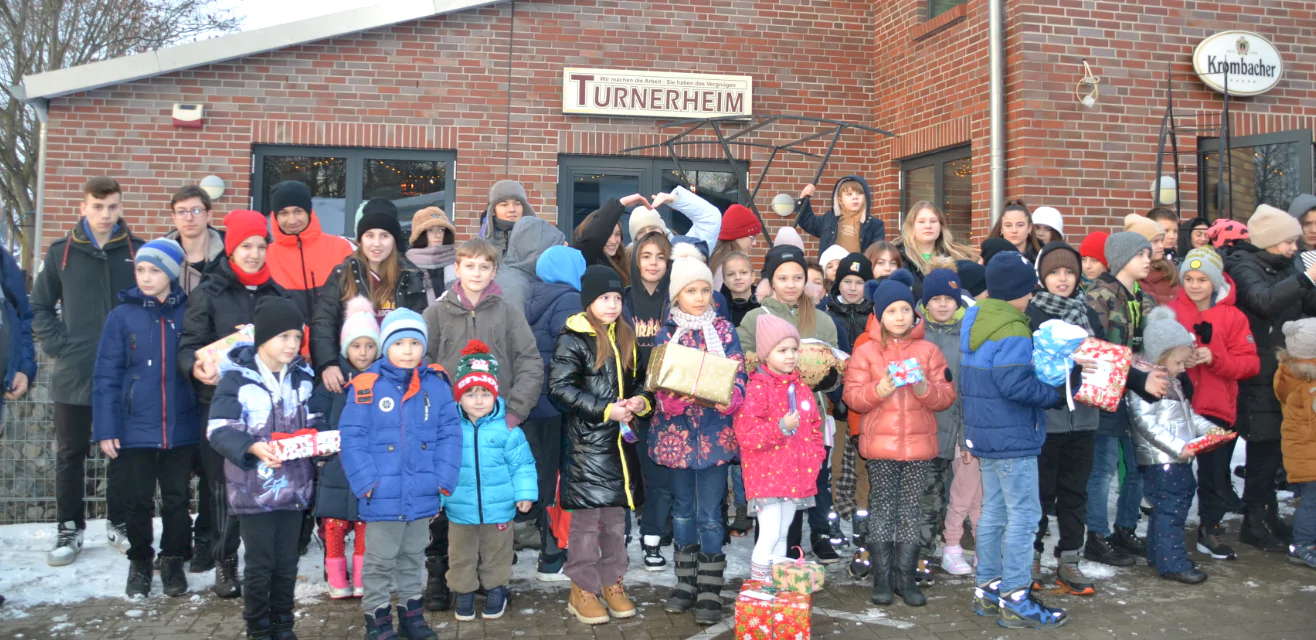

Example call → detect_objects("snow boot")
1265 503 1294 545
397 597 437 639
893 542 927 607
1056 550 1095 595
271 611 297 640
826 511 848 549
326 557 352 599
1160 567 1208 584
1240 507 1286 552
483 586 509 620
452 592 476 621
363 604 398 639
870 541 894 605
1030 550 1045 591
126 558 152 597
213 555 242 598
693 552 726 625
729 505 752 537
1083 531 1134 566
997 587 1068 629
246 619 275 640
352 554 365 598
665 544 699 613
190 533 215 573
159 555 189 597
1110 526 1145 556
423 556 451 611
1196 523 1238 560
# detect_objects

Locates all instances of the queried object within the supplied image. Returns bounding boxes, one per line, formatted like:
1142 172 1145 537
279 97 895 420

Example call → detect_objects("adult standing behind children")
164 185 226 292
795 176 885 260
265 180 355 326
493 216 566 310
406 206 458 302
480 180 538 257
33 176 144 566
987 200 1042 261
893 202 977 299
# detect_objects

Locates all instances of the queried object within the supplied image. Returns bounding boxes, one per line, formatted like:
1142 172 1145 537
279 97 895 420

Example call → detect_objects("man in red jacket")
265 181 355 333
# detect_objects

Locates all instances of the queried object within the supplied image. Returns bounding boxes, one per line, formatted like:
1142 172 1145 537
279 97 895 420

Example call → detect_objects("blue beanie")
868 279 916 320
380 308 428 355
864 268 916 305
921 269 965 308
537 245 586 291
986 251 1038 301
136 238 185 282
955 260 987 298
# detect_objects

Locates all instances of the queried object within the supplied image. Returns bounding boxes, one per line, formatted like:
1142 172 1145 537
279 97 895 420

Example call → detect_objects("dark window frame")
1197 129 1314 221
900 145 971 215
928 0 967 19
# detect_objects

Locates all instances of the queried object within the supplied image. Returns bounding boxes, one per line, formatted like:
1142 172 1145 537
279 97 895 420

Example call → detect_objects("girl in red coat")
733 314 826 582
1167 246 1260 559
843 279 955 608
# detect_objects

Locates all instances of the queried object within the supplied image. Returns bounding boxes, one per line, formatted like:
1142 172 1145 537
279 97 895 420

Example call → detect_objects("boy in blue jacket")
339 308 462 640
446 339 538 621
959 252 1072 630
93 238 200 599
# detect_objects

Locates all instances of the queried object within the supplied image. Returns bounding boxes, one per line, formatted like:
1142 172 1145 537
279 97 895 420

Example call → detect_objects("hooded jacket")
493 216 566 310
794 175 886 260
0 248 36 419
733 366 825 500
92 285 200 450
206 345 317 516
1165 274 1259 426
446 399 538 525
721 286 760 328
1127 364 1215 466
480 180 538 256
649 314 748 470
525 254 584 420
421 282 543 423
267 211 355 327
844 320 956 462
338 360 463 522
548 313 654 510
623 232 673 365
164 227 226 293
309 355 368 522
823 293 873 354
574 199 625 271
1289 193 1316 254
921 306 967 458
1276 350 1316 484
309 254 426 373
32 221 145 405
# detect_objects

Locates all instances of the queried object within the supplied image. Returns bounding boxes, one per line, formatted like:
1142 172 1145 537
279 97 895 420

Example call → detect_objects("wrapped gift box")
199 324 254 366
1031 320 1089 386
1073 338 1133 412
646 342 741 408
1183 430 1238 457
269 429 341 461
746 341 846 390
886 358 923 388
771 555 825 594
734 580 812 640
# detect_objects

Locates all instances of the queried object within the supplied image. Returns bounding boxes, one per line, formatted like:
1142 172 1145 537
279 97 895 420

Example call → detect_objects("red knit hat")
223 210 270 256
454 340 500 402
1079 231 1110 268
718 204 762 241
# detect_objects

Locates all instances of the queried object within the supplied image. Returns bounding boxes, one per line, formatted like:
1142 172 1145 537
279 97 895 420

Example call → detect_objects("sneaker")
46 521 84 567
1083 531 1135 566
1111 526 1145 556
1056 550 1095 596
483 585 509 620
997 587 1068 629
642 536 666 571
1030 551 1044 590
940 545 972 576
106 521 130 554
1196 524 1238 560
972 578 1001 617
1287 544 1316 569
1160 568 1208 584
453 592 476 622
536 553 571 582
810 532 841 564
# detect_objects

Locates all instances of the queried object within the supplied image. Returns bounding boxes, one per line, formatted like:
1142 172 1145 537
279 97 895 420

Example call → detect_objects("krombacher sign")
1193 30 1283 97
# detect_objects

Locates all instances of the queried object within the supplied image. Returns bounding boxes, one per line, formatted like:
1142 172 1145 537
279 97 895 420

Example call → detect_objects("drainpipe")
988 0 1005 224
30 97 49 267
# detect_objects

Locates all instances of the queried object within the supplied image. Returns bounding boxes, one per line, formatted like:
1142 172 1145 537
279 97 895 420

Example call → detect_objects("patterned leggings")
325 518 366 559
835 436 862 519
866 459 931 545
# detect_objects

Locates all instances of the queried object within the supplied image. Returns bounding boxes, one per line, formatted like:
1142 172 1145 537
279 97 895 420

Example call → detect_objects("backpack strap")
350 372 380 404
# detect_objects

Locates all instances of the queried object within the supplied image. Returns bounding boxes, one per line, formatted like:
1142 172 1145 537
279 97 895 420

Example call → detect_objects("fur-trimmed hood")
1278 349 1316 380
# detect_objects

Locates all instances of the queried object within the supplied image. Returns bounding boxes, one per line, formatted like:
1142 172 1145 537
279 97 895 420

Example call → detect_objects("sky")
224 0 383 31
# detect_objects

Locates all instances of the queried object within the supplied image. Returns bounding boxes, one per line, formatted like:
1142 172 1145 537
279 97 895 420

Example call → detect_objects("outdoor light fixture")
1076 59 1101 108
1154 176 1178 205
200 175 226 200
772 193 796 216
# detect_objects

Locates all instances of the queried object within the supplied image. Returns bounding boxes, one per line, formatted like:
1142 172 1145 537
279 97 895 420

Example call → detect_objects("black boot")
363 605 395 640
298 512 315 557
1110 526 1145 556
397 597 437 640
1240 507 1286 552
893 543 927 607
423 556 451 611
786 515 803 559
246 619 274 640
271 612 297 640
1264 503 1294 545
190 534 214 573
126 558 152 598
665 544 699 613
212 556 242 598
870 541 894 605
693 552 727 625
159 555 189 597
810 531 840 564
1083 531 1134 566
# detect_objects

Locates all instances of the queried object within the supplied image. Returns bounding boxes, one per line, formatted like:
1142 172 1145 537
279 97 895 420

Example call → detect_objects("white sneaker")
106 521 130 554
47 521 84 566
941 545 973 576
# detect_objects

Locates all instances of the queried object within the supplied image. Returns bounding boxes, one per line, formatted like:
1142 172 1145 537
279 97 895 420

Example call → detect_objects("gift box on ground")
270 429 341 461
886 358 923 388
1073 338 1133 412
1183 429 1238 457
199 324 254 365
645 342 740 407
771 554 825 594
734 579 812 640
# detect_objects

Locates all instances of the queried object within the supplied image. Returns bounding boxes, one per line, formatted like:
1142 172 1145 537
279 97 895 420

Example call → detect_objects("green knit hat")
454 339 499 401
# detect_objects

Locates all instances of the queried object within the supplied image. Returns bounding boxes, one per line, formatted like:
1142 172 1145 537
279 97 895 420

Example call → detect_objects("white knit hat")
628 206 667 242
339 296 381 359
774 226 805 251
668 257 715 302
1032 207 1064 236
820 244 849 269
1283 318 1316 360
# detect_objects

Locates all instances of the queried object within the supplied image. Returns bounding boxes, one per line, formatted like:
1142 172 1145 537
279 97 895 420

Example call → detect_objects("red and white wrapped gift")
1183 430 1238 457
269 429 341 461
1073 338 1133 412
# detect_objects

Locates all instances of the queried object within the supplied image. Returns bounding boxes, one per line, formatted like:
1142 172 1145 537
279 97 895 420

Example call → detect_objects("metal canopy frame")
622 115 895 243
1154 64 1233 220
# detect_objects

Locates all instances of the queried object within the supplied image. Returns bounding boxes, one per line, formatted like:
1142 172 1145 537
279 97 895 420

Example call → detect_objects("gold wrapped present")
645 342 741 408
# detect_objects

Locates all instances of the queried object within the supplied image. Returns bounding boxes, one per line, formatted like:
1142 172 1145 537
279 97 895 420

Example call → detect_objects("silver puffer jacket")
1126 363 1216 466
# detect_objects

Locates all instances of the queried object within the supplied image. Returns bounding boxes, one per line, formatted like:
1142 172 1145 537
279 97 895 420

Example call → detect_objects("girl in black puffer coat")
548 266 654 624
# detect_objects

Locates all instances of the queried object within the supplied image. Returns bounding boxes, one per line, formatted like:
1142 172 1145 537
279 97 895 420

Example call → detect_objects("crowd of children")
19 174 1316 637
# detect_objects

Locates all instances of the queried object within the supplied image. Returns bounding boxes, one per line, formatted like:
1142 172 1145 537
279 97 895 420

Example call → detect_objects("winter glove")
1193 321 1213 345
815 366 840 392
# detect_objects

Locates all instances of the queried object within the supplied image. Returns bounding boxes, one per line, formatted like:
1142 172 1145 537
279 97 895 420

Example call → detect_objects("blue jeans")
670 465 730 554
636 424 672 540
976 456 1042 594
1141 463 1195 575
730 463 747 507
1085 435 1143 536
1294 481 1316 549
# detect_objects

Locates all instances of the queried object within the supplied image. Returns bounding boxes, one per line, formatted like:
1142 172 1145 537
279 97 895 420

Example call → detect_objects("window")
901 146 972 244
929 0 966 19
1198 129 1314 223
253 146 456 238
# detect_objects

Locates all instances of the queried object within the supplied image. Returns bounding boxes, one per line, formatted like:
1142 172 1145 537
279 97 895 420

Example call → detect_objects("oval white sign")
1193 30 1283 96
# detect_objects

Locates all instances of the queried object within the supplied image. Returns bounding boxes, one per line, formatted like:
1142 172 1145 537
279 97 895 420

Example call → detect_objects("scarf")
406 244 455 270
669 307 724 357
255 353 287 397
230 259 272 287
1030 290 1093 335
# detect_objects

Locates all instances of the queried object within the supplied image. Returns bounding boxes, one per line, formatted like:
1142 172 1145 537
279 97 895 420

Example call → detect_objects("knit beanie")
1180 246 1225 292
668 257 714 302
869 279 916 319
1142 307 1195 363
820 245 850 269
979 237 1018 267
628 207 667 241
832 253 873 289
223 209 270 256
253 296 304 348
754 313 800 362
380 308 428 355
866 268 915 304
761 245 808 282
1036 242 1081 282
1248 203 1302 249
921 269 964 308
1104 231 1152 276
409 206 456 246
137 238 184 282
454 339 499 401
1031 207 1064 236
955 260 987 298
773 227 805 251
718 204 761 241
1079 231 1110 267
986 251 1037 301
339 296 381 359
1124 214 1163 242
580 264 625 311
357 198 404 244
487 180 536 217
1283 318 1316 360
269 181 312 215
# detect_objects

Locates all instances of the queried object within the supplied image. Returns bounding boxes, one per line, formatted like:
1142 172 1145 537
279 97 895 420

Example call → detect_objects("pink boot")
352 554 365 598
325 557 351 599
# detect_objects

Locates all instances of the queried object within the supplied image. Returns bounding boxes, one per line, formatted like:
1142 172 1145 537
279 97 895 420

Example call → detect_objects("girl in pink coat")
733 314 827 581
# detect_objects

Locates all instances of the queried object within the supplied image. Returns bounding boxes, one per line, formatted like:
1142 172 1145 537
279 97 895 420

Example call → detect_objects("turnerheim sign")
1193 30 1284 97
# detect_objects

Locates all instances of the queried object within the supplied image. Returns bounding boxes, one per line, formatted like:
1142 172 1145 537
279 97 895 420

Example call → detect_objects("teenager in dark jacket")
795 175 885 260
32 177 145 566
1224 205 1316 552
92 239 200 598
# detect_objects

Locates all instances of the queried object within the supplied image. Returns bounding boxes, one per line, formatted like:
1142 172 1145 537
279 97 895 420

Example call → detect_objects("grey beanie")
1143 306 1195 362
1180 246 1225 293
1283 318 1316 360
1104 231 1152 277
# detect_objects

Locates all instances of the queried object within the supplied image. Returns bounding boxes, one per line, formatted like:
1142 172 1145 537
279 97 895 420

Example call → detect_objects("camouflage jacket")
1085 272 1156 354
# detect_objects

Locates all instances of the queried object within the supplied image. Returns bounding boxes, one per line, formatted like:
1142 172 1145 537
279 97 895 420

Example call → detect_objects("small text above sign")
1193 30 1284 97
563 68 753 119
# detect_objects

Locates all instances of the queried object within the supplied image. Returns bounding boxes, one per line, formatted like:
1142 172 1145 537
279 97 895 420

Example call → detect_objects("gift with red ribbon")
734 579 812 640
771 547 825 594
887 358 923 388
269 429 341 461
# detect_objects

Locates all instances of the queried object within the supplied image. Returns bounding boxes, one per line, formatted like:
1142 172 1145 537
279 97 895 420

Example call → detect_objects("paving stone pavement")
4 534 1316 640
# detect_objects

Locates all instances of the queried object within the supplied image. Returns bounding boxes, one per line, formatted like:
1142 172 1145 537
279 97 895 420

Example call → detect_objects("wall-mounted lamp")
772 193 796 217
1076 59 1101 108
1153 176 1178 206
200 175 226 200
